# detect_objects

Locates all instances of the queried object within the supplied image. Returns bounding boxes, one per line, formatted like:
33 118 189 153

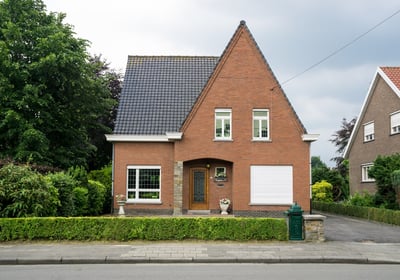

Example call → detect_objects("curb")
1 257 399 265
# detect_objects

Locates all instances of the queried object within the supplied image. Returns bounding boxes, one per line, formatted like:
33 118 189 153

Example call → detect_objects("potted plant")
219 198 231 215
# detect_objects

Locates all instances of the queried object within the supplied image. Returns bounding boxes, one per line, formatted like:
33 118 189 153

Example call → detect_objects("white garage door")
250 165 293 204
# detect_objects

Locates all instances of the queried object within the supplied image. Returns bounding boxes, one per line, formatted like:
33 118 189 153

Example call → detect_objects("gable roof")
182 20 308 134
344 66 400 158
380 67 400 96
112 21 309 139
114 56 219 135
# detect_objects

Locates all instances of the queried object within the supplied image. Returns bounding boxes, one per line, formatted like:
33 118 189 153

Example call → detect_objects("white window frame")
215 109 232 140
250 165 293 205
126 165 161 203
361 163 375 182
252 109 269 140
390 111 400 135
363 121 374 142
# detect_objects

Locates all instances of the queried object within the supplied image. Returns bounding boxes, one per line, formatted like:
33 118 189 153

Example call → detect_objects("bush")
87 180 106 216
346 191 375 207
88 165 112 213
369 154 400 209
312 201 400 226
46 172 77 216
73 187 89 216
0 164 59 217
0 217 288 241
312 180 333 202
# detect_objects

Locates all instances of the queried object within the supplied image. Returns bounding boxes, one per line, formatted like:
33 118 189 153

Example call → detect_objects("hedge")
313 201 400 226
0 217 288 241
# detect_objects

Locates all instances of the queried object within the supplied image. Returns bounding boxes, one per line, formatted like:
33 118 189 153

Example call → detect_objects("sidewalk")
1 241 399 265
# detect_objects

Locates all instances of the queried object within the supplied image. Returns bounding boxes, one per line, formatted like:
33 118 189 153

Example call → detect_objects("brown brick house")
106 21 318 216
344 67 400 195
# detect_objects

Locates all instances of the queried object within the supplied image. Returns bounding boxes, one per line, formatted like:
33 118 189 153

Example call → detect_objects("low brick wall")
303 214 326 242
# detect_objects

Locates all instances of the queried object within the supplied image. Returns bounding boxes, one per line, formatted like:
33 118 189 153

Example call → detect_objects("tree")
87 55 121 170
0 0 115 168
329 117 356 168
311 156 347 201
368 154 400 209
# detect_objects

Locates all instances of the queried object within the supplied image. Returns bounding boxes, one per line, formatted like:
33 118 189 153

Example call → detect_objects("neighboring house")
344 67 400 195
106 21 318 216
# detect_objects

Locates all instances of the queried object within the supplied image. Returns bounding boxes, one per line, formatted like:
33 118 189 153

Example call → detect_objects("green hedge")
0 217 288 241
313 201 400 226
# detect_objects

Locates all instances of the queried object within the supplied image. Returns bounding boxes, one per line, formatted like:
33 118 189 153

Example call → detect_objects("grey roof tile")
114 56 219 135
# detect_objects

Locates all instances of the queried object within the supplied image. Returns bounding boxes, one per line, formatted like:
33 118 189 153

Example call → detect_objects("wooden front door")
189 168 208 210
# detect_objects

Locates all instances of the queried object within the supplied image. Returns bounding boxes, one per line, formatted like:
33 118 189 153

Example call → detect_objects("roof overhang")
105 132 183 142
302 134 319 142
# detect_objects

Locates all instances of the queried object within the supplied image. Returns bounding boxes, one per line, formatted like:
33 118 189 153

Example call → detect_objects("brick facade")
110 22 315 216
347 70 400 195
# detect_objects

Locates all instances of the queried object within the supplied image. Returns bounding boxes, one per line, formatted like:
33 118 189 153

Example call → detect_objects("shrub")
369 154 400 209
312 201 400 226
73 187 88 216
0 217 288 241
87 180 106 216
88 165 112 213
312 180 333 202
46 172 77 216
0 164 59 217
67 166 88 187
346 191 375 207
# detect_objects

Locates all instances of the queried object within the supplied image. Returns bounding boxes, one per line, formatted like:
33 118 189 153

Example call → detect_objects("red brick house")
106 21 318 216
344 67 400 195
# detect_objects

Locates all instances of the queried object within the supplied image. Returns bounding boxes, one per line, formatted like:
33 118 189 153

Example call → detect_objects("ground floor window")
361 163 375 182
127 166 161 202
250 165 293 204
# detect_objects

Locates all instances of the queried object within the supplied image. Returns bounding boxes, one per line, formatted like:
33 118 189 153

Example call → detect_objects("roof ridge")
127 55 219 58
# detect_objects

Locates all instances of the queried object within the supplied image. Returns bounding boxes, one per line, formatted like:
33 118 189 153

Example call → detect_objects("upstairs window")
361 163 375 182
253 109 269 140
390 111 400 135
215 109 232 140
363 122 374 142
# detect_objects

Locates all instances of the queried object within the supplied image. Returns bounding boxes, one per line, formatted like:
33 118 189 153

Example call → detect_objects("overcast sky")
45 0 400 166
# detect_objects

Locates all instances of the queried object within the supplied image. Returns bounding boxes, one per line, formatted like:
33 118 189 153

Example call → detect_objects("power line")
280 8 400 87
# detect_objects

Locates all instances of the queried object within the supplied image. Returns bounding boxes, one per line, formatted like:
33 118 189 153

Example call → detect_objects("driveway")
322 212 400 243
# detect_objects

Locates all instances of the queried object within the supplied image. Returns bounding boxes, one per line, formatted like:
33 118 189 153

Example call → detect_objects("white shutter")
250 166 293 204
364 122 374 136
391 112 400 132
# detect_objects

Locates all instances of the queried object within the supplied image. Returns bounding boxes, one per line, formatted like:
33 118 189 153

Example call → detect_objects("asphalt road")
1 264 400 280
323 213 400 243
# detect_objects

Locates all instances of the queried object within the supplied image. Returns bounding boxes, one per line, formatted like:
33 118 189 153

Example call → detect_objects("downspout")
301 134 319 214
111 142 115 214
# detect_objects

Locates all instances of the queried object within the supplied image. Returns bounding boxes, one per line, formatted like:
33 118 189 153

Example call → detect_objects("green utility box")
285 203 304 240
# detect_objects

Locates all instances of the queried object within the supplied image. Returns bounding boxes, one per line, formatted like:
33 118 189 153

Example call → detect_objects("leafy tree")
87 55 121 170
311 156 347 200
312 180 333 202
368 154 400 209
330 117 356 174
0 164 60 217
0 0 115 168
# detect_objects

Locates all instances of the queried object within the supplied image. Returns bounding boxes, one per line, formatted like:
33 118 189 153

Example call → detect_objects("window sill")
213 139 233 142
252 139 271 142
126 200 162 204
363 139 375 143
360 180 375 183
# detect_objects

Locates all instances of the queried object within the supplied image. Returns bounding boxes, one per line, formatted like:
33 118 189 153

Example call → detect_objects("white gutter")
302 134 319 142
105 132 183 142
